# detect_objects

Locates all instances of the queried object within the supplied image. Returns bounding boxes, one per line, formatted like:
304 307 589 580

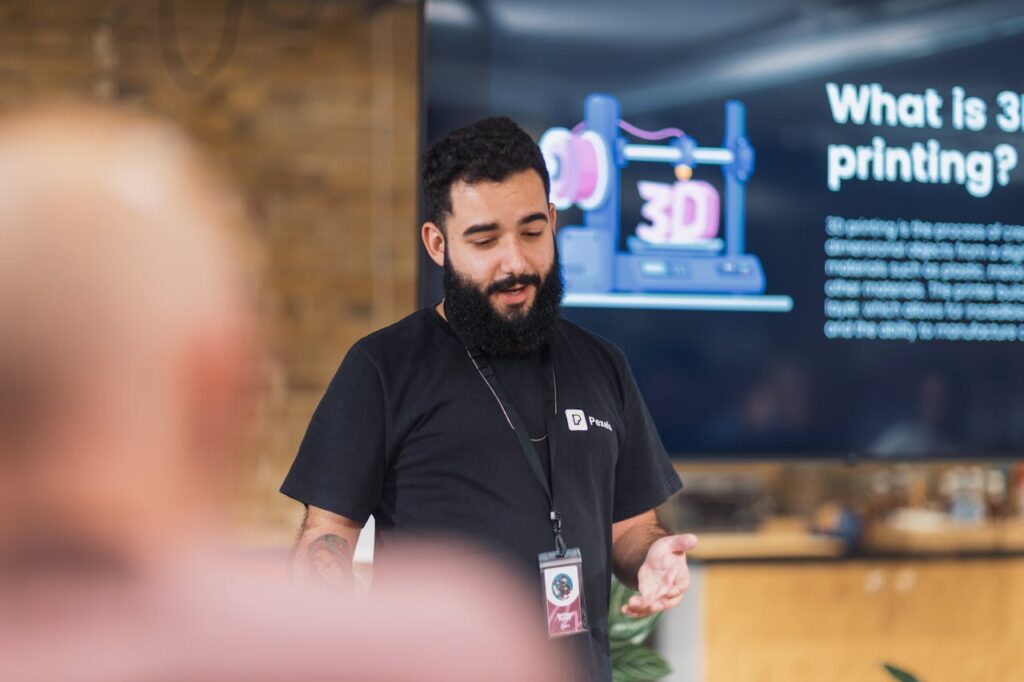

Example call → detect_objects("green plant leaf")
609 577 632 617
608 576 669 679
610 611 662 644
611 641 672 682
608 578 662 644
882 662 921 682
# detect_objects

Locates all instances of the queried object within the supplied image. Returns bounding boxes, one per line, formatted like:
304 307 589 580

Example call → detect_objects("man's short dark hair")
422 116 550 231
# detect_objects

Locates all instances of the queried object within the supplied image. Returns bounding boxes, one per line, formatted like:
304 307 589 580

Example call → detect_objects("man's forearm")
611 522 667 590
293 533 354 586
291 506 362 588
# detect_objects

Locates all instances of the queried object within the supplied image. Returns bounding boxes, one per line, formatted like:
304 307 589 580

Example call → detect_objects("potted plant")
608 578 672 682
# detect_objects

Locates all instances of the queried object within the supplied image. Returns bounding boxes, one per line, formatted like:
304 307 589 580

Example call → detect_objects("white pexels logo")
565 409 614 433
565 409 588 431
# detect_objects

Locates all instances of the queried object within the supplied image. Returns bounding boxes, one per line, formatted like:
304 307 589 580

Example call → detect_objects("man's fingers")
638 567 689 601
623 594 652 617
668 566 690 591
634 597 680 616
631 557 693 617
621 602 652 618
622 593 682 618
625 587 687 618
677 533 699 552
657 534 698 557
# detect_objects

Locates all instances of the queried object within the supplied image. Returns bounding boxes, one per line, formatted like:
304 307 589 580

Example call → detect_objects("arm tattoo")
299 534 353 586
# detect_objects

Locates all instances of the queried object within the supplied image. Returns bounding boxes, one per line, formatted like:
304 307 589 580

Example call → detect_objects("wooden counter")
863 518 1024 555
659 554 1024 682
686 516 1024 562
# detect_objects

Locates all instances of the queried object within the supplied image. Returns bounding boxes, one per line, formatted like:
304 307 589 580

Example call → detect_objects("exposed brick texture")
0 0 420 542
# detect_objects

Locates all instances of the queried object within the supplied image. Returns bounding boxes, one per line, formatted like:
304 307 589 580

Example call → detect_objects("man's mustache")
486 273 542 296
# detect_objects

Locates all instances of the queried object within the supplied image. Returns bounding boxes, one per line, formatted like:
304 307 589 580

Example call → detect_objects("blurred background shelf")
863 518 1024 555
689 516 845 560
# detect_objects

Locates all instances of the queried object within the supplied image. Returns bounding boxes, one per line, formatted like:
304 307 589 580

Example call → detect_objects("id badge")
538 548 588 638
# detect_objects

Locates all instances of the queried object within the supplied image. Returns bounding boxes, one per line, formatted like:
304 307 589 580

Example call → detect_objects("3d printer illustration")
540 94 793 312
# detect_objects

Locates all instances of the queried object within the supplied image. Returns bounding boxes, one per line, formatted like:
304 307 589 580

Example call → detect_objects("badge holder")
538 510 587 639
539 547 588 638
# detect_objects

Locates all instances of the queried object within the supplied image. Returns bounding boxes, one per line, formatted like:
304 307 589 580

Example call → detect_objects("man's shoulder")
554 317 628 366
351 307 455 367
552 318 634 396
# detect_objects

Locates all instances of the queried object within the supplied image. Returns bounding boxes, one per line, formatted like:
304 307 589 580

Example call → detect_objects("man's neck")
434 300 447 321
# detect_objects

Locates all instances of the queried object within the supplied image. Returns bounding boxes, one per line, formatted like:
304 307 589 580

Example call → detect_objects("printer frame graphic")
540 94 793 313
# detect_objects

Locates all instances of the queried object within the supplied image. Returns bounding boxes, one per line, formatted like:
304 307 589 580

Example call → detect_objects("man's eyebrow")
461 212 547 238
461 222 499 238
518 212 549 226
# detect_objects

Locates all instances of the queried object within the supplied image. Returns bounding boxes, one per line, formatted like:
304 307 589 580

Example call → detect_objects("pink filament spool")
539 128 609 211
572 133 598 204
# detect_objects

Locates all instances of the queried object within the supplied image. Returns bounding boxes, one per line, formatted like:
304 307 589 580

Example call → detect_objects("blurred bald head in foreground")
0 103 258 577
0 104 563 682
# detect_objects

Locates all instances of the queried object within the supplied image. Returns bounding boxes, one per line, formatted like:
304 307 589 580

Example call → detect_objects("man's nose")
498 236 529 274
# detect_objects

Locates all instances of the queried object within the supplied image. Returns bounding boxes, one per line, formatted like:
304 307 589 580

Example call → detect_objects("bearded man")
282 116 696 682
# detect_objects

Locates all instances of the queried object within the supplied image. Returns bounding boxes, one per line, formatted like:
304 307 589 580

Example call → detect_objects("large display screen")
422 0 1024 459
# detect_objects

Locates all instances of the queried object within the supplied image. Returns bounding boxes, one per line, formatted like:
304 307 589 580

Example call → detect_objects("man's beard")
443 246 563 358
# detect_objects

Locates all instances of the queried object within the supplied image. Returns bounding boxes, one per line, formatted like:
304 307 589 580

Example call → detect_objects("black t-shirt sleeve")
279 343 388 525
611 353 683 523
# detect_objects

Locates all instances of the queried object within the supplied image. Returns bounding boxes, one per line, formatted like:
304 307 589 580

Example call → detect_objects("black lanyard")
465 345 568 557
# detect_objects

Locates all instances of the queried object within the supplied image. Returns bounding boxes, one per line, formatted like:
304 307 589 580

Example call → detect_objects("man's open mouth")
494 284 532 303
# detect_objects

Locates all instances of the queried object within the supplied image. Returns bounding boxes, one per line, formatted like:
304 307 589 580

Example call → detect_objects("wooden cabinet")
688 558 1024 682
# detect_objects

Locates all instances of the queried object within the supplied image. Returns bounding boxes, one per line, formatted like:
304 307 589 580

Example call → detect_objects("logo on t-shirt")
565 409 613 433
565 409 588 431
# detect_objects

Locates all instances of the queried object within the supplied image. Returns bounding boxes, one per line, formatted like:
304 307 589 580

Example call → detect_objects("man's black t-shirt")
281 308 682 681
489 350 554 481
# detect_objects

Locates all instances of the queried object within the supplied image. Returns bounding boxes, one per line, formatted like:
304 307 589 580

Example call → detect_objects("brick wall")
0 0 420 541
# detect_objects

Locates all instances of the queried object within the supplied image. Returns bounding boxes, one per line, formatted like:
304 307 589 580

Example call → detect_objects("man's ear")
421 222 445 268
548 202 557 234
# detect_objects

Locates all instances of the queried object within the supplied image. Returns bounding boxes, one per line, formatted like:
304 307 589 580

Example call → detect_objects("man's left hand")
621 533 698 618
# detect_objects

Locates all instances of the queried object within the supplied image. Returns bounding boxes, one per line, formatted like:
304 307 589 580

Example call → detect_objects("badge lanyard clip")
550 511 567 558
